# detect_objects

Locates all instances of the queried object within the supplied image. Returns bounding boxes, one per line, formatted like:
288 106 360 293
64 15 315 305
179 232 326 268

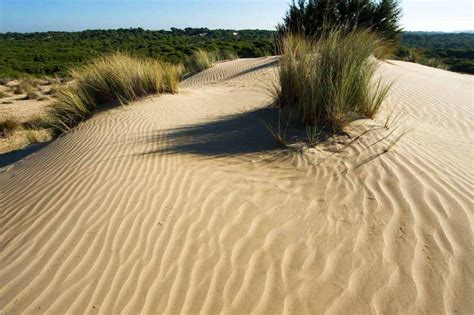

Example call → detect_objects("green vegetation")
0 28 472 78
277 0 402 42
0 28 273 78
50 53 184 132
396 32 474 73
187 49 216 74
186 49 238 74
272 29 390 134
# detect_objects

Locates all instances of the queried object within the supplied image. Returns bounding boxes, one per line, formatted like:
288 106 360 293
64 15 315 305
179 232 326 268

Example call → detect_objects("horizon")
0 0 473 33
1 27 473 35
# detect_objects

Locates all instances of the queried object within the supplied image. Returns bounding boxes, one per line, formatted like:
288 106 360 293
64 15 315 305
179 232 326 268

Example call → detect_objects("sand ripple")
1 58 473 314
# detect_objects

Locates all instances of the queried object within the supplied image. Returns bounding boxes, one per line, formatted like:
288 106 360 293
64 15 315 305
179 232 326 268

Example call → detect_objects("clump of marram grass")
0 118 21 138
187 49 217 73
13 85 24 95
272 29 392 134
49 53 184 132
186 49 239 74
219 50 238 61
47 83 63 96
397 48 448 70
25 88 40 100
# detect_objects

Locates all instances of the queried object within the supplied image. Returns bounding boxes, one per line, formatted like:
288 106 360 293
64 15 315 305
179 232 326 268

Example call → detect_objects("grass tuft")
272 29 392 135
49 52 184 132
187 49 217 73
0 119 21 138
186 49 239 74
25 88 40 100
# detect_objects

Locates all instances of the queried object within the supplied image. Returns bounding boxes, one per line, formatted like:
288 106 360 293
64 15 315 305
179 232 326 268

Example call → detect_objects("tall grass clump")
274 29 392 132
187 49 217 74
186 49 239 74
50 53 184 132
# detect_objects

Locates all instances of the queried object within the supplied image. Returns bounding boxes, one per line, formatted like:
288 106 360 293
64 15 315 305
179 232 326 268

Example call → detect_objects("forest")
398 32 474 74
0 28 473 77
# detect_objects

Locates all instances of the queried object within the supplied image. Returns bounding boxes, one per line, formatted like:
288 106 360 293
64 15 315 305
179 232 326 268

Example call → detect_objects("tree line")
0 26 473 77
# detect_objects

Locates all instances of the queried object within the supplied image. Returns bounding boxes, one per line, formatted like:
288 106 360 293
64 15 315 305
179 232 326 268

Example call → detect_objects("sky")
0 0 473 33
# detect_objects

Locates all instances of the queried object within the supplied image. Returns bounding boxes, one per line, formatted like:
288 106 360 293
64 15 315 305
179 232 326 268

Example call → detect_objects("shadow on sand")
139 106 281 157
0 142 50 169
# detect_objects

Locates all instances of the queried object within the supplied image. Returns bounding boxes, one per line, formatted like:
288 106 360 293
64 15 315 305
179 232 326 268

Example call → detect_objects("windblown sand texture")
1 57 473 314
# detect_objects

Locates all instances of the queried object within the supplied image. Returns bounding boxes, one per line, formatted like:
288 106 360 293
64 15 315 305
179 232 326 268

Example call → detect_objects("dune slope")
1 57 473 314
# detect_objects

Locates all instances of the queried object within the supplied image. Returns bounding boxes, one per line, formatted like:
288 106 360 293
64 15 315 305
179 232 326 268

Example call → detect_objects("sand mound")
1 58 473 314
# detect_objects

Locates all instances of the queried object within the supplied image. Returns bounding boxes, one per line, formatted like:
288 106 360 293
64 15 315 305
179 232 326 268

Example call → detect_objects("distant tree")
278 0 402 43
372 0 403 42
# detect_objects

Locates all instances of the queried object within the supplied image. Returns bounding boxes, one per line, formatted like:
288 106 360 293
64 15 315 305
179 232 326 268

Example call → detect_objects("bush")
50 53 184 132
273 29 391 132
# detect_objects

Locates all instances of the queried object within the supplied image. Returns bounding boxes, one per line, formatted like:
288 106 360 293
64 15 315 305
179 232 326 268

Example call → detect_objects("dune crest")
1 58 473 314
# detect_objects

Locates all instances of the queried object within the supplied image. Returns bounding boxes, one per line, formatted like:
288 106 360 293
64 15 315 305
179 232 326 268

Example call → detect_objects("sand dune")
1 58 473 314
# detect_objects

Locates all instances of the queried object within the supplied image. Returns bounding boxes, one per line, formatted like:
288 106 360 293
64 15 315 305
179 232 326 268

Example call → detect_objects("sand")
0 57 473 314
0 82 55 154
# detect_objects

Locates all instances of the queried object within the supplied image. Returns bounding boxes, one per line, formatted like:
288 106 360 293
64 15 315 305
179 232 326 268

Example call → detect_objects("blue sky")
0 0 472 33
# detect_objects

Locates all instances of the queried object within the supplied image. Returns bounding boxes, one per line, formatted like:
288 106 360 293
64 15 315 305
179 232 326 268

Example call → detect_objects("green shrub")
273 29 391 132
49 52 184 132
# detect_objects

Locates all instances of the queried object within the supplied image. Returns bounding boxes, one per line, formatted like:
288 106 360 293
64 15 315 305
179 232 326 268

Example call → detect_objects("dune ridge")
1 58 473 314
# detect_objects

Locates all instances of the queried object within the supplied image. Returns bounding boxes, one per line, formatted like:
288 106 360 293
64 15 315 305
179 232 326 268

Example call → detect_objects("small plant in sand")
13 85 24 95
0 90 8 98
26 88 40 100
0 118 21 138
270 28 392 142
49 52 184 132
398 47 448 70
48 84 63 96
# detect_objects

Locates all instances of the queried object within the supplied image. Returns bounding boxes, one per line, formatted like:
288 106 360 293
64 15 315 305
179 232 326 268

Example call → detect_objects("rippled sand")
1 57 473 314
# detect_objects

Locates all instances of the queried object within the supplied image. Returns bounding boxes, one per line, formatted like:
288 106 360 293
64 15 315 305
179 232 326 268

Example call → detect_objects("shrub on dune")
50 53 184 132
273 29 392 133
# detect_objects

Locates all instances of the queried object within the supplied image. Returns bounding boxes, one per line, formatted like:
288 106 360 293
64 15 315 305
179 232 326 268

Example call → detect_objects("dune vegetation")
273 29 391 134
50 53 184 132
186 49 238 74
0 28 273 78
